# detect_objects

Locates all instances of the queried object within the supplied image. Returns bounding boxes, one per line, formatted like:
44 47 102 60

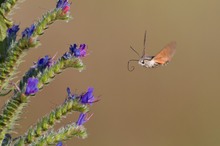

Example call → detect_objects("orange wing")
153 41 176 64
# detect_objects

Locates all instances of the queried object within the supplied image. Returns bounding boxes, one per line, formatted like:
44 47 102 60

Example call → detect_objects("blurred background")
2 0 220 145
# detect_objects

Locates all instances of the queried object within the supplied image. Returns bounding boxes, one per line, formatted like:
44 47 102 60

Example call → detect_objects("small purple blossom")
22 24 36 38
56 0 70 14
25 77 39 96
69 44 87 57
37 55 53 68
81 87 97 104
62 52 72 60
76 113 93 126
7 24 19 38
66 87 75 100
56 0 63 8
76 113 86 126
56 141 63 146
79 44 86 56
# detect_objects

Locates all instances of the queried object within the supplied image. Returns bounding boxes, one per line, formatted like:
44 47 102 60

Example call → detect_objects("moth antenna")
142 30 147 57
127 59 139 72
130 46 140 57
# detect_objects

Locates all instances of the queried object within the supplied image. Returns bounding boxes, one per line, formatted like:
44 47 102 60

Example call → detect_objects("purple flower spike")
25 77 39 96
76 113 93 126
56 141 63 146
22 24 36 38
81 87 97 104
7 24 19 38
69 44 87 58
67 87 75 100
56 0 70 14
37 55 53 68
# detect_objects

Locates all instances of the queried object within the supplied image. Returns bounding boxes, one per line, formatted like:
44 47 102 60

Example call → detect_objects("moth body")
138 56 157 68
127 31 176 71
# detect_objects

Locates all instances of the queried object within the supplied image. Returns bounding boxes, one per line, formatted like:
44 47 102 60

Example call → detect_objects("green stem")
30 124 87 146
19 98 88 144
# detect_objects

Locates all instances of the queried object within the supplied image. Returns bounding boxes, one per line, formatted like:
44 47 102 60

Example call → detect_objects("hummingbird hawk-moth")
128 31 176 71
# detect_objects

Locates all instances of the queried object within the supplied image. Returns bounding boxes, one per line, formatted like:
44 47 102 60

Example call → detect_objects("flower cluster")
56 0 70 14
68 87 98 123
70 44 87 57
32 55 54 69
66 87 98 117
37 55 53 67
6 24 20 48
66 87 98 104
22 24 36 39
62 44 87 59
7 24 19 38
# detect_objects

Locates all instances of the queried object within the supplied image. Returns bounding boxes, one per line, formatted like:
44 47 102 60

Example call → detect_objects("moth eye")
142 61 145 64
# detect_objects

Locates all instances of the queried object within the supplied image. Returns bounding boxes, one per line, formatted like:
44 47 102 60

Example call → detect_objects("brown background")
1 0 220 146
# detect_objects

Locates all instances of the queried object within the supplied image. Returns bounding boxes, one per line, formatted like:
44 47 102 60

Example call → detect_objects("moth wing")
153 41 176 64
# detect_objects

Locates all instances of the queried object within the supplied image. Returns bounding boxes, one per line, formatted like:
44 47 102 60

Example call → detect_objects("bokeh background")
2 0 220 145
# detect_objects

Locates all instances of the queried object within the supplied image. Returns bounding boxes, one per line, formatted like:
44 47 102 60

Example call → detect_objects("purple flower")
66 87 75 100
37 55 53 68
80 87 97 104
22 24 36 38
25 77 39 96
69 44 87 58
56 0 70 14
56 0 63 8
76 113 93 126
56 141 63 146
7 24 19 38
76 113 87 126
79 44 86 56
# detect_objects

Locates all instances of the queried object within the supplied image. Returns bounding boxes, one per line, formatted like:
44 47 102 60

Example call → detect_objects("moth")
128 31 176 71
